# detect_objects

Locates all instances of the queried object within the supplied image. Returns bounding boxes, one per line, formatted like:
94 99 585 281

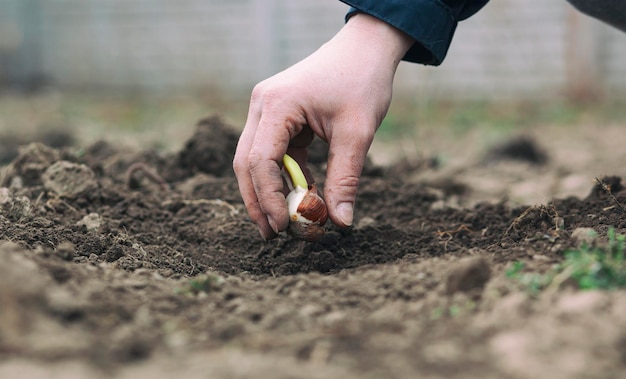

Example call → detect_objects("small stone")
430 200 447 210
445 256 492 295
46 288 85 321
157 269 174 278
570 227 598 246
55 241 76 261
77 213 102 231
4 196 32 221
9 142 60 186
356 216 376 229
42 161 98 197
0 188 10 204
105 245 125 262
9 176 23 189
532 254 550 261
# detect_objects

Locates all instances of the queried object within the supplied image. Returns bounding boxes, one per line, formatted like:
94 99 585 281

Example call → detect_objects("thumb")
324 123 375 228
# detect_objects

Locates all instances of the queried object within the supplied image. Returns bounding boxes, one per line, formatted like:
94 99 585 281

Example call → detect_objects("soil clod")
445 256 492 295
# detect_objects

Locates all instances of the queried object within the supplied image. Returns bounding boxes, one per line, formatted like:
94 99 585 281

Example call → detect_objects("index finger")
247 110 307 233
233 101 277 239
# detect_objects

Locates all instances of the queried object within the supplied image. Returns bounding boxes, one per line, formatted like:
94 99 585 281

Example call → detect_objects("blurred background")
0 0 625 159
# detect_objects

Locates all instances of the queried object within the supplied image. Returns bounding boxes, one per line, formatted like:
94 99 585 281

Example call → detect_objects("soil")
1 115 626 379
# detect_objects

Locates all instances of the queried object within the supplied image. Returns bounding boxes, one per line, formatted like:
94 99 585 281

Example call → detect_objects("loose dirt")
1 115 625 379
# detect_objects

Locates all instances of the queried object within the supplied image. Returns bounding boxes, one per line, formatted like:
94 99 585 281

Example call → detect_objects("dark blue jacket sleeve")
341 0 489 65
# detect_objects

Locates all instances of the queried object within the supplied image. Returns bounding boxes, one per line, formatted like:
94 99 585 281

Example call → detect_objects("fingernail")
259 226 277 241
259 228 270 241
336 202 353 227
267 216 280 234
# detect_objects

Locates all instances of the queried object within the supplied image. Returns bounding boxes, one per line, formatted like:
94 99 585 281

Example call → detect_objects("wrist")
342 12 414 64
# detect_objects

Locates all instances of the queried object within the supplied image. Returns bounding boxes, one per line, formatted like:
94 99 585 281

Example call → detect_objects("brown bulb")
286 184 328 241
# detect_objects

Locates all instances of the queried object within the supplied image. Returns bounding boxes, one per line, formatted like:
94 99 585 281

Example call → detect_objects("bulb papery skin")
285 184 328 242
286 186 309 223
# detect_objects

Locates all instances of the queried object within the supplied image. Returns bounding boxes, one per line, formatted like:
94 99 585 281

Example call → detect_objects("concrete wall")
408 0 626 100
0 0 625 100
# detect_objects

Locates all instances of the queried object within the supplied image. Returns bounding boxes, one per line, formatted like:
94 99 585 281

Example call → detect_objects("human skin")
233 13 415 240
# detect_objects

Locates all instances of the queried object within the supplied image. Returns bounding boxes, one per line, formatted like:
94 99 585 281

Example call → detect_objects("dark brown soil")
1 116 625 379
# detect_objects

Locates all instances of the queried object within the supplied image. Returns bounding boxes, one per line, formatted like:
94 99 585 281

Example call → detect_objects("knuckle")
232 155 246 176
250 81 284 106
249 82 267 104
334 174 361 189
247 151 264 174
350 125 375 145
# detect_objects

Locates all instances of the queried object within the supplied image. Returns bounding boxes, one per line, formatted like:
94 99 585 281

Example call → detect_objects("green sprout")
505 261 553 296
507 227 626 294
283 153 308 189
563 227 626 290
430 299 477 321
176 273 225 296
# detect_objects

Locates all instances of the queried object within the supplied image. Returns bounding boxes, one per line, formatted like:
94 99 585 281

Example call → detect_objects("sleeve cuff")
343 1 458 66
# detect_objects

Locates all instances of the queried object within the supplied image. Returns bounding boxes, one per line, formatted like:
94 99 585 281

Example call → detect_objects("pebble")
570 227 598 246
445 256 491 295
42 161 98 197
55 241 76 261
76 213 102 231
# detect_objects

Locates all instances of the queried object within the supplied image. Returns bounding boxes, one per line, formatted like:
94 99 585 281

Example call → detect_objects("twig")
505 205 534 236
504 204 560 236
595 177 626 214
435 224 472 252
435 224 472 240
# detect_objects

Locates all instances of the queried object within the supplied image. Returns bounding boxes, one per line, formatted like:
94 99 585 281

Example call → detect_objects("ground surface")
1 104 626 379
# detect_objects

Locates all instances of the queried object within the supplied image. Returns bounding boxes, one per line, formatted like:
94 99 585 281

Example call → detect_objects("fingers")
323 119 376 228
233 104 277 240
233 87 307 239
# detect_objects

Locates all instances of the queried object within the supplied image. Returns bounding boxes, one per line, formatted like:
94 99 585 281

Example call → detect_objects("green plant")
505 261 554 295
507 227 626 293
176 273 225 296
562 228 626 290
430 299 477 321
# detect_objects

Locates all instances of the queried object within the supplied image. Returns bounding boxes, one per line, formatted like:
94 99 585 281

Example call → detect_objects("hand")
233 13 414 240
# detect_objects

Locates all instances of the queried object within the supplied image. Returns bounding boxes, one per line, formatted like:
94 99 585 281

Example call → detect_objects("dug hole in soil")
1 115 625 379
